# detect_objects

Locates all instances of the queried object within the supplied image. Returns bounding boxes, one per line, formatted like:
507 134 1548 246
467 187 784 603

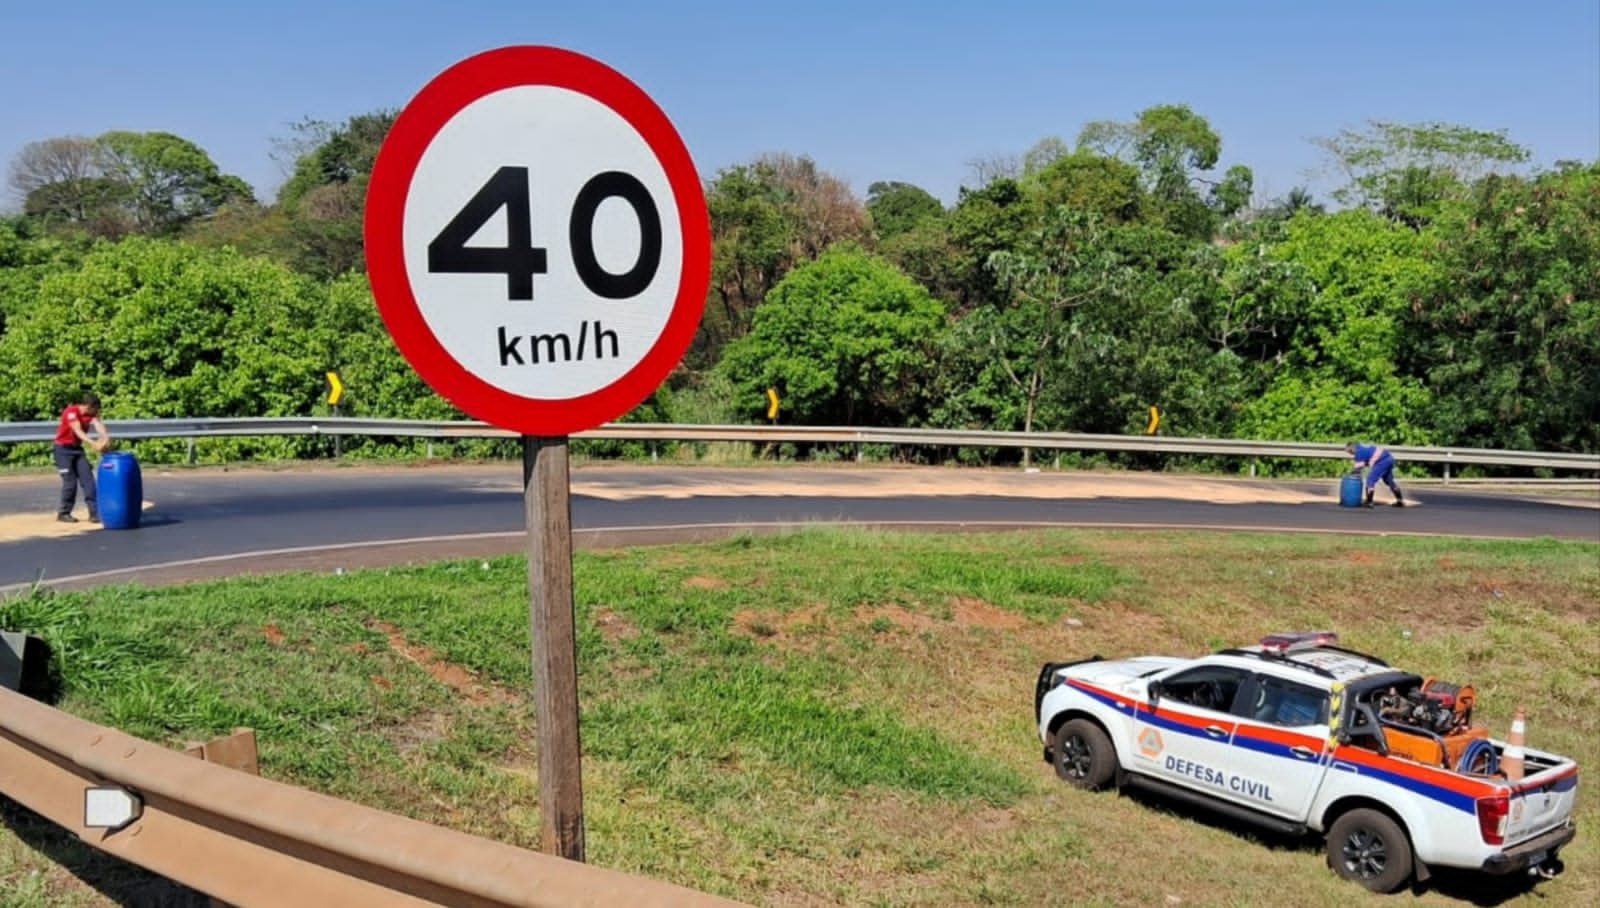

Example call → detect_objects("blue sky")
3 1 1596 209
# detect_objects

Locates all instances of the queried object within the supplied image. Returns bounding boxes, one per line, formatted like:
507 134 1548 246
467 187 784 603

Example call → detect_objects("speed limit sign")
365 46 711 436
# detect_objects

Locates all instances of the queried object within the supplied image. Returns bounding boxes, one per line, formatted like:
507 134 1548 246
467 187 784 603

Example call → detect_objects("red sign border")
365 46 710 437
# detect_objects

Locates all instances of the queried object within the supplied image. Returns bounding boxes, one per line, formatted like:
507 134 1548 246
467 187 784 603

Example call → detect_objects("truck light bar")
1259 631 1339 652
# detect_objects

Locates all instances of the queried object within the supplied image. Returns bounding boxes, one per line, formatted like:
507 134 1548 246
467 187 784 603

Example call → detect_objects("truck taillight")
1476 794 1509 846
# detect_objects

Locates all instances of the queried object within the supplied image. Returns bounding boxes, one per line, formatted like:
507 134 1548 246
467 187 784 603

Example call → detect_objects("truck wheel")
1327 808 1412 893
1053 719 1116 790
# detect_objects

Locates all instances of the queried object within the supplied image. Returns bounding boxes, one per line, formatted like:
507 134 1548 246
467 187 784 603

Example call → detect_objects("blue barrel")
96 451 143 530
1339 473 1364 508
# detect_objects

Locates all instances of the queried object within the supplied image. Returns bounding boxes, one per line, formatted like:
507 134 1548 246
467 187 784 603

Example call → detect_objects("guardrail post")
1444 454 1452 486
186 437 196 465
182 728 260 776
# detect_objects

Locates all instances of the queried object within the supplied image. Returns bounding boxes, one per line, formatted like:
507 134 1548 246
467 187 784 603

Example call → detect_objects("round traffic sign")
365 46 710 437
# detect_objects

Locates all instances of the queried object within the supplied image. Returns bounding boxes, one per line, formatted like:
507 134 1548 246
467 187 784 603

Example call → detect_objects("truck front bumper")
1481 822 1576 875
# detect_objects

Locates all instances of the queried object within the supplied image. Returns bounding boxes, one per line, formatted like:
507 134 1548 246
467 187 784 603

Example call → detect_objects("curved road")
1 463 1595 593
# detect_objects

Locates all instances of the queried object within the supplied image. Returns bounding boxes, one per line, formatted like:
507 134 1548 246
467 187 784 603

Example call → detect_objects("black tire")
1327 808 1413 893
1052 718 1116 790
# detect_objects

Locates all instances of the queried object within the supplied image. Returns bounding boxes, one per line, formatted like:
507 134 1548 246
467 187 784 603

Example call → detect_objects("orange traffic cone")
1502 707 1527 782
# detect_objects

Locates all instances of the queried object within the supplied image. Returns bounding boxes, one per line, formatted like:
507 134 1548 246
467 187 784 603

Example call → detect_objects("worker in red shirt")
53 393 112 523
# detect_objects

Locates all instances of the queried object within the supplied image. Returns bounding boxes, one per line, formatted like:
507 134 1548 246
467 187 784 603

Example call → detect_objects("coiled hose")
1456 737 1500 776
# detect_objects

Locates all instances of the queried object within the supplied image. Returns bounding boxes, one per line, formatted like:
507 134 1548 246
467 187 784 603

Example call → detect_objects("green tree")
1233 209 1438 444
1077 104 1239 238
97 131 256 236
1208 164 1254 217
272 111 398 278
1024 151 1144 225
693 154 869 371
1404 164 1600 452
716 245 947 426
865 181 944 242
980 208 1132 455
8 137 124 233
697 163 792 370
1314 120 1531 227
7 132 252 239
944 178 1031 312
1260 186 1324 222
1020 136 1071 177
866 181 955 303
275 112 397 208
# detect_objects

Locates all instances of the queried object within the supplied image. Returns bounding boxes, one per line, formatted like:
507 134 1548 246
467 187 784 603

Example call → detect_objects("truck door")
1225 673 1334 821
1134 665 1250 799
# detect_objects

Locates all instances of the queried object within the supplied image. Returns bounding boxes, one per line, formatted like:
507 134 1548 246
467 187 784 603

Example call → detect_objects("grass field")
2 528 1596 907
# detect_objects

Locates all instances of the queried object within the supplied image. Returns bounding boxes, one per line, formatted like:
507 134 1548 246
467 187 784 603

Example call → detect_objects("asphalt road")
1 464 1595 592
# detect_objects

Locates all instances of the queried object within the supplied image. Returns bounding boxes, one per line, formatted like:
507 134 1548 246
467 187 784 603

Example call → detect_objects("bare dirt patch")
260 623 287 646
683 575 728 590
949 596 1028 630
368 620 516 706
593 606 640 644
733 603 830 642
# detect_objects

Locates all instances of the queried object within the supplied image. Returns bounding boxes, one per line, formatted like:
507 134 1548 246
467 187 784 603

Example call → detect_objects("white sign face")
365 46 710 438
402 86 684 400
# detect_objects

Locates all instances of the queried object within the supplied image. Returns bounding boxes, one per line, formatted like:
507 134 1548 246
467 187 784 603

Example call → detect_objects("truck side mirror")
1147 681 1162 704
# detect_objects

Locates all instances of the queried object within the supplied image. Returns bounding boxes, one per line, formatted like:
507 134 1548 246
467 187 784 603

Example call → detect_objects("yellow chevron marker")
1145 405 1160 435
766 387 780 420
326 371 345 407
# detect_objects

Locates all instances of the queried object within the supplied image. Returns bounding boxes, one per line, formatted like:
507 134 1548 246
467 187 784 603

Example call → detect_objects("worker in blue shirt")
1346 442 1405 508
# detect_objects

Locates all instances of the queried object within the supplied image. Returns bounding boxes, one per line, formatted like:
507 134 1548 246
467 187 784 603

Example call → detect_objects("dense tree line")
1 106 1595 468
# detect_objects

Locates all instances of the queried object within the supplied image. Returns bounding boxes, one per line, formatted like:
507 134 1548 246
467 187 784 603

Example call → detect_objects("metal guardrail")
2 417 1597 473
0 685 748 907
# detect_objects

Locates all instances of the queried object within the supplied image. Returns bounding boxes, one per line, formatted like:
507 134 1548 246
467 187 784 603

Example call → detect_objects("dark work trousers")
1365 454 1401 495
53 444 97 518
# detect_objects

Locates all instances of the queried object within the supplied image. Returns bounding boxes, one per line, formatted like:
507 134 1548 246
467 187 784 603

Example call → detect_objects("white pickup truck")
1034 633 1579 893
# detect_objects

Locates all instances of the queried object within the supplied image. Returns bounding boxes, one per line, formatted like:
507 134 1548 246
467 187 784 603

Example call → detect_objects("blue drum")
1339 473 1363 509
96 451 143 530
